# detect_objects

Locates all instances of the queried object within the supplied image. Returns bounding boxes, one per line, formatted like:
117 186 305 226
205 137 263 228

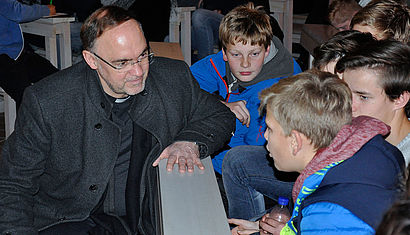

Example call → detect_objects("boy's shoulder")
190 51 225 72
302 135 404 229
323 135 404 186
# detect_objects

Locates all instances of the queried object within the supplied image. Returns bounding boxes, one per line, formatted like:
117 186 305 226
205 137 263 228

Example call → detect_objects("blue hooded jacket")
191 36 301 173
283 134 405 234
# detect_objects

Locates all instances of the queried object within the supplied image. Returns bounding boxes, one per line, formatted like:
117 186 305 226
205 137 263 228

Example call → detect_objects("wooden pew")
149 42 185 61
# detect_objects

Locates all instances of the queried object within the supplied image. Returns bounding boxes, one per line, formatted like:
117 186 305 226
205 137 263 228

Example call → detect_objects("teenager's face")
264 109 298 172
222 41 269 82
342 68 395 125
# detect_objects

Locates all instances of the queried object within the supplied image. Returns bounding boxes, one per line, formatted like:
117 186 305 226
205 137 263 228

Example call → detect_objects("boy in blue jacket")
190 2 301 176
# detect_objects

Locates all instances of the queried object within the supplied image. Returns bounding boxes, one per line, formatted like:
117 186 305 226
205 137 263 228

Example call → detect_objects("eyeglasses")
91 48 154 73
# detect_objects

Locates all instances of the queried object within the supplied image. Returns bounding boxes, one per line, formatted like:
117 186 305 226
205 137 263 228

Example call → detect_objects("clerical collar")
115 96 131 104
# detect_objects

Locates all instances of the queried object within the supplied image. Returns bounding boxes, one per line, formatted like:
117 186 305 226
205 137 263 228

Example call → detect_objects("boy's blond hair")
219 2 272 51
259 70 352 150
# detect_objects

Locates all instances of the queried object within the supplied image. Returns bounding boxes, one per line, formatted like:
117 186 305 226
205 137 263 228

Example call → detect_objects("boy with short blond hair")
229 69 405 234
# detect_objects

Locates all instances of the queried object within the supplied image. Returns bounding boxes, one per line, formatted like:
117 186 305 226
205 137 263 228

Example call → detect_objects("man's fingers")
155 141 203 172
152 158 160 167
166 154 178 171
180 155 204 173
193 157 205 170
196 161 205 170
178 156 187 173
152 154 164 166
153 147 169 166
185 157 194 173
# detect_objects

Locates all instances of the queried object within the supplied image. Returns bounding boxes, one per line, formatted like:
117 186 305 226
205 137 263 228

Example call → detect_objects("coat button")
206 133 214 138
58 217 66 221
100 102 105 109
94 123 102 130
89 184 98 191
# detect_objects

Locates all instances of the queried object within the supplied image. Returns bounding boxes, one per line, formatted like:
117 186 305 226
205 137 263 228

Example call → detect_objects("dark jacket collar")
84 62 115 119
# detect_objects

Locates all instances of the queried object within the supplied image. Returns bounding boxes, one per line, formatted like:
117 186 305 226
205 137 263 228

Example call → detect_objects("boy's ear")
222 48 228 62
264 44 270 58
394 91 410 110
290 130 303 156
82 50 98 70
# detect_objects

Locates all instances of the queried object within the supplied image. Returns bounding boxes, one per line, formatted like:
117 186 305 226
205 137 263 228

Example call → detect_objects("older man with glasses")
0 5 235 235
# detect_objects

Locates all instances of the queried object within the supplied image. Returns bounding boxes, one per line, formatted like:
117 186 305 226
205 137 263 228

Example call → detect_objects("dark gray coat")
0 57 235 234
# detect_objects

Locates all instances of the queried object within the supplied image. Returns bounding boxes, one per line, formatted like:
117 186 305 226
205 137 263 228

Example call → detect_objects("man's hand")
228 218 259 235
152 141 204 173
259 213 286 235
221 100 250 127
47 5 56 16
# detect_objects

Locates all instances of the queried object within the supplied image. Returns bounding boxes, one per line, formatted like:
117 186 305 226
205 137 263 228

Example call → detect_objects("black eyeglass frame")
91 48 154 71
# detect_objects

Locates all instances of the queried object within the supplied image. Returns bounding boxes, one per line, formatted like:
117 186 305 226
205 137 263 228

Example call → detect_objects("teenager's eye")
251 52 260 57
231 53 240 57
359 95 369 101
